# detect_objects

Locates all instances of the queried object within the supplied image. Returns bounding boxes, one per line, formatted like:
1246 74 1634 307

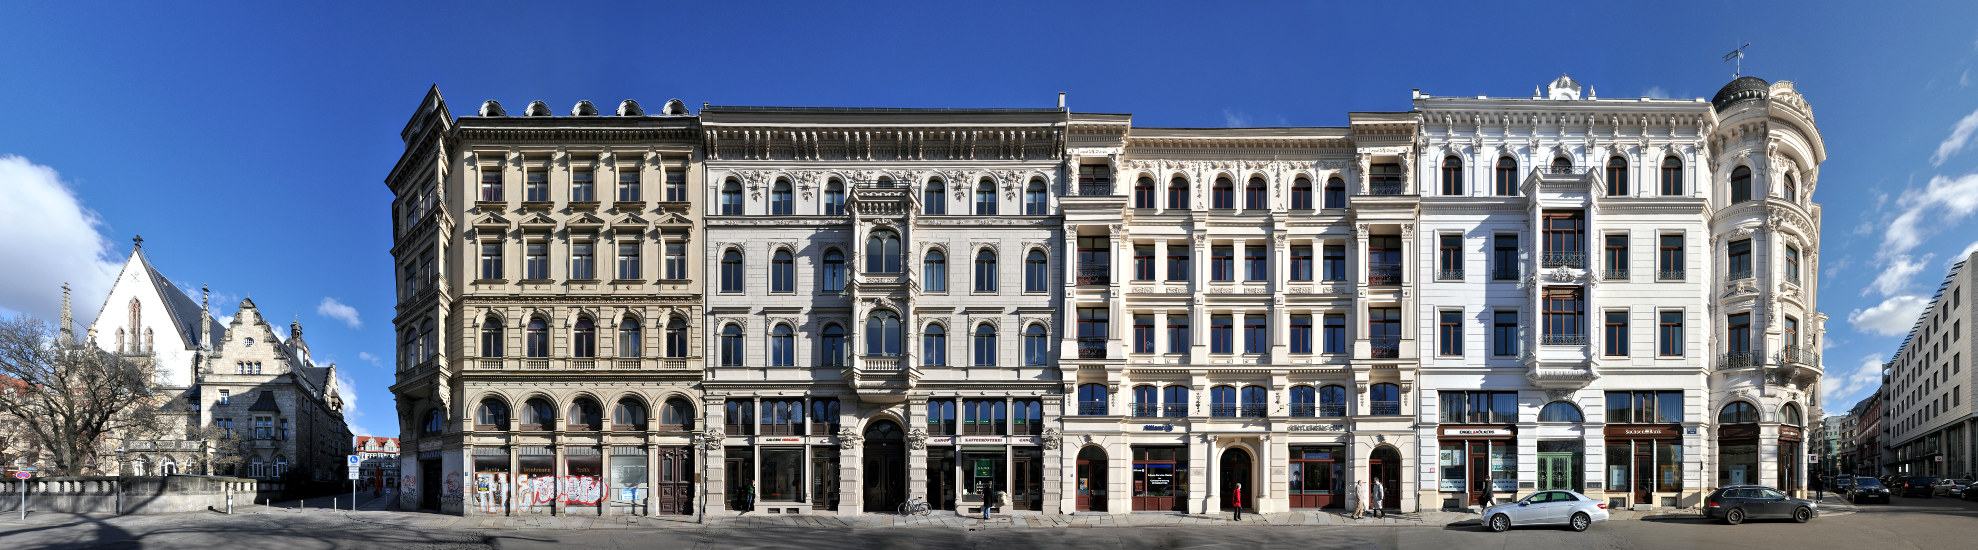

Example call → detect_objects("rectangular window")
664 241 686 280
1134 245 1156 281
1727 239 1752 280
572 168 595 202
1210 314 1234 354
1542 287 1585 344
1728 313 1751 356
1167 243 1191 282
1368 308 1400 358
1133 314 1155 354
1658 234 1685 280
663 168 686 202
1290 314 1313 354
1605 391 1684 424
524 241 548 280
1245 243 1267 282
1290 244 1313 282
1605 311 1628 356
480 167 503 201
1211 245 1234 282
1167 314 1191 354
1322 244 1346 281
617 167 641 202
1367 236 1401 285
1438 234 1463 280
1541 210 1585 267
1492 234 1519 280
1785 245 1801 285
525 168 548 202
1439 391 1518 424
571 241 595 280
219 389 230 405
1243 315 1268 354
480 241 503 280
1439 310 1462 356
1604 233 1628 280
1492 310 1519 356
617 241 641 280
1322 314 1346 354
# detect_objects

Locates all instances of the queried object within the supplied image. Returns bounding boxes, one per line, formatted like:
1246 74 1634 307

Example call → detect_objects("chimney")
1057 92 1066 109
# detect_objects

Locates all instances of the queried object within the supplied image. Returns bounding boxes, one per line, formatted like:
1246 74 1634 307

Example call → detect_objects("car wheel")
1725 508 1744 525
1793 507 1811 523
1570 512 1590 532
1489 514 1510 532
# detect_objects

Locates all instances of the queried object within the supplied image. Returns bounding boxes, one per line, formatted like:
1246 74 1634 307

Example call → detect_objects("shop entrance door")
1778 441 1801 494
927 447 956 510
1076 446 1106 511
724 454 754 512
654 447 692 515
1634 448 1654 506
420 460 441 510
1371 446 1401 509
1220 448 1253 512
1013 447 1043 511
1468 448 1490 506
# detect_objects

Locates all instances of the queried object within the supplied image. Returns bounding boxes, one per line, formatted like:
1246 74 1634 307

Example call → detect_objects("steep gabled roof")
97 246 224 349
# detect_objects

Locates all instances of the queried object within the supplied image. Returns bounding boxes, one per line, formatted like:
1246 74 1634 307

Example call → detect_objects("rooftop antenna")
1723 42 1750 78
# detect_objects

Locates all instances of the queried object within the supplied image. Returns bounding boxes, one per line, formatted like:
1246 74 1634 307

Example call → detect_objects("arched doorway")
1371 445 1401 510
1076 446 1107 511
1220 447 1253 512
862 420 906 512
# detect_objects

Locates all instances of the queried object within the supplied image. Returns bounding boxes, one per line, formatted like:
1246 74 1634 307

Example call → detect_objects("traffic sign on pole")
11 472 26 480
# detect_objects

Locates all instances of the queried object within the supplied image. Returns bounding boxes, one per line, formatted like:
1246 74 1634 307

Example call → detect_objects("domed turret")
1711 76 1769 112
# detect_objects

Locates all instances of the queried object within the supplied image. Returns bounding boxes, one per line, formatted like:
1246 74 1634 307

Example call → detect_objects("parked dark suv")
1847 477 1890 504
1894 476 1938 498
1704 485 1818 525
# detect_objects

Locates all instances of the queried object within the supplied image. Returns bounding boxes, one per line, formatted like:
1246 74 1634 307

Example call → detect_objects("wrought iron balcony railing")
1368 262 1403 286
1368 182 1405 195
1369 336 1401 358
1077 265 1110 286
1163 404 1189 418
1542 334 1589 346
1210 404 1238 418
1077 338 1107 359
1370 400 1401 416
1133 403 1159 417
1727 269 1753 281
1605 268 1630 280
1658 269 1685 281
1542 251 1586 268
1776 346 1820 368
1078 401 1109 416
1437 268 1464 281
1718 351 1760 370
1078 182 1116 196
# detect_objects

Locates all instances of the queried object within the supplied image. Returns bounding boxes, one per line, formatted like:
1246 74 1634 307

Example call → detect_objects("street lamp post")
692 431 708 524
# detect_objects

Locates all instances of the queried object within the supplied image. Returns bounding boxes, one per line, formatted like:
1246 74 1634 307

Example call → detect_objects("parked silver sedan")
1483 490 1611 532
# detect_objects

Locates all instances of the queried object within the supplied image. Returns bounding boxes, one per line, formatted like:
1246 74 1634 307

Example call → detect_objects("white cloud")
336 370 369 436
1863 253 1931 297
1951 239 1978 267
1931 108 1978 166
1961 69 1972 88
358 351 381 367
0 156 123 330
1822 354 1886 402
1641 87 1672 99
1222 109 1251 128
1881 173 1978 258
1847 295 1930 337
316 297 361 329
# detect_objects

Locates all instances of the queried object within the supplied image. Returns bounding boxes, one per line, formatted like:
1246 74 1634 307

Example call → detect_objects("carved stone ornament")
1041 428 1062 450
1544 389 1577 403
906 427 928 450
699 429 726 450
839 427 866 450
1546 267 1577 282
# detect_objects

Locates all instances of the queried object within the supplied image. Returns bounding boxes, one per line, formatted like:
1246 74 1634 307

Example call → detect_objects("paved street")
3 492 1975 549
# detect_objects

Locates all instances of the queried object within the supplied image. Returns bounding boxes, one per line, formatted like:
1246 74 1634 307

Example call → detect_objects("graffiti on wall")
560 475 602 505
474 472 509 513
515 475 557 508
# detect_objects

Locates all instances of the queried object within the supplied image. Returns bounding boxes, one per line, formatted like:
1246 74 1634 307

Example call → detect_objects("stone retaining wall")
0 476 262 515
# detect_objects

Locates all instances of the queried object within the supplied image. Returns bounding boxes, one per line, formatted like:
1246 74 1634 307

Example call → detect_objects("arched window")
1783 174 1798 202
659 398 694 430
423 409 445 436
1495 157 1518 196
664 317 687 358
613 398 648 429
1319 385 1347 417
1022 323 1048 366
975 178 998 215
1781 403 1803 426
1290 386 1316 417
1023 249 1048 293
865 230 902 273
821 249 845 292
719 323 743 366
1719 401 1758 424
1245 176 1267 209
1134 385 1160 417
1324 177 1346 208
1660 156 1683 195
1167 176 1190 209
1607 156 1629 196
923 249 948 292
1212 177 1234 209
820 324 845 366
1134 177 1156 209
720 249 744 293
927 400 956 435
521 398 553 429
480 315 504 358
922 323 947 366
1730 165 1753 203
476 399 509 429
724 400 755 435
1442 156 1463 196
766 249 793 293
1551 156 1572 172
1210 386 1237 417
1237 385 1266 417
1538 401 1584 422
162 459 177 476
1370 383 1400 415
573 316 596 358
1164 386 1190 417
823 178 846 215
720 178 743 215
876 175 895 188
972 323 997 366
567 398 602 431
924 179 946 215
770 178 792 215
866 310 901 357
1291 177 1313 210
769 324 794 366
617 316 640 358
525 317 548 358
1025 178 1048 215
974 249 998 292
1078 383 1108 415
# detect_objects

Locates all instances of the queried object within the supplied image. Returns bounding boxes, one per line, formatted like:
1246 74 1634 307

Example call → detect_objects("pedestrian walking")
1349 480 1366 519
982 484 997 520
746 482 757 514
1370 478 1386 519
1232 483 1243 521
1481 474 1495 509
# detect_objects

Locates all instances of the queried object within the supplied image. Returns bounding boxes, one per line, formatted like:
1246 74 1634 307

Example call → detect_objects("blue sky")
3 1 1977 436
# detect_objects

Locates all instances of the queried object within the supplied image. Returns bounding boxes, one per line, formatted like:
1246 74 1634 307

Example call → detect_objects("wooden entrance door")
862 421 906 512
1634 448 1653 505
1220 448 1253 511
653 447 692 515
1076 446 1106 511
1371 446 1401 509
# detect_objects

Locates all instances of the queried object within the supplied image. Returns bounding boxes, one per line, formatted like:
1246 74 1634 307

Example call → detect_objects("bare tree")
0 315 168 475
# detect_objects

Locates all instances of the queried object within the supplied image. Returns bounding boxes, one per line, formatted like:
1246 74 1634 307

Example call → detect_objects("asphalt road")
6 493 1978 549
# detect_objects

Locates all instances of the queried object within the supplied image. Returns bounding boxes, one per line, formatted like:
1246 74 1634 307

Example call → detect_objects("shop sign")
1444 428 1511 436
1289 424 1345 432
956 436 1006 445
1603 425 1679 438
1141 425 1175 432
973 459 994 477
1015 437 1042 446
757 437 804 444
814 437 838 446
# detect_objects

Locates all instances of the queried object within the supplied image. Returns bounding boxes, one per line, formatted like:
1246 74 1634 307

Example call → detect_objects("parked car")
1894 476 1939 497
1933 479 1970 497
1964 481 1978 502
1848 477 1890 504
1704 485 1818 525
1482 490 1611 532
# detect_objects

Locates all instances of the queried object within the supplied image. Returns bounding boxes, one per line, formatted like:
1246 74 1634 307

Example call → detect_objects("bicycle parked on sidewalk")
898 497 932 516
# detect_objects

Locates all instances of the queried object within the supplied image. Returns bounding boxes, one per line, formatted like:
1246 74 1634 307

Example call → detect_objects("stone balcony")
845 354 918 403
